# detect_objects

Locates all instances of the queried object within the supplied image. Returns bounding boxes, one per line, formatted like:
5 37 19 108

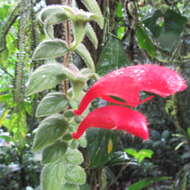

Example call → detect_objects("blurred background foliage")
0 0 190 189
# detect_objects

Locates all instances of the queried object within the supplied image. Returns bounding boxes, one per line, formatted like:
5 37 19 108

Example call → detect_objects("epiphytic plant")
26 0 104 189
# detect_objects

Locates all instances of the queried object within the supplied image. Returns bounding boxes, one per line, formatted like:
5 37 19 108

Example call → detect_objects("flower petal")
72 105 149 140
74 64 187 115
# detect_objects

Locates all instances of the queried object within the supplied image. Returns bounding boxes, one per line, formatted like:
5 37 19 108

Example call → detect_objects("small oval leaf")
32 114 68 151
74 43 95 72
26 63 77 96
65 148 84 165
36 92 68 117
65 165 86 185
81 0 104 29
39 5 69 23
33 39 68 60
71 21 87 49
41 161 66 190
42 141 68 164
86 23 98 49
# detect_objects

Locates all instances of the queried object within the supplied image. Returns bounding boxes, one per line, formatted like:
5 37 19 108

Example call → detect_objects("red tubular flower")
72 105 149 140
74 64 187 115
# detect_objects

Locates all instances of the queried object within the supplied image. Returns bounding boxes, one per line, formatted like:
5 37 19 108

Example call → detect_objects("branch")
0 3 21 53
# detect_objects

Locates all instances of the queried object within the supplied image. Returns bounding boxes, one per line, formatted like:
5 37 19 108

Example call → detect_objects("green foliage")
62 184 80 190
127 176 171 190
125 148 154 163
26 63 76 95
80 0 104 28
135 26 156 57
41 161 66 190
36 92 68 117
1 0 190 189
74 43 95 72
32 39 68 60
42 141 68 164
65 165 86 185
32 114 68 151
97 37 129 75
65 148 84 165
144 9 187 51
87 129 117 168
86 23 98 49
39 5 100 48
25 1 105 189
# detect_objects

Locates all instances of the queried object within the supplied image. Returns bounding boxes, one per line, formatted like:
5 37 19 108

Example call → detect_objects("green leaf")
187 128 190 138
125 148 154 163
32 114 68 151
0 109 9 127
127 176 171 190
125 148 137 157
42 141 68 164
97 37 129 75
36 92 68 117
86 23 98 49
143 10 163 38
71 21 87 49
26 63 76 96
135 26 156 57
144 9 187 51
40 5 98 42
39 5 71 23
74 43 95 72
65 148 84 165
117 26 125 40
65 165 86 185
157 9 187 51
41 161 66 190
81 0 104 29
78 136 87 148
39 5 97 23
87 129 117 168
62 184 80 190
138 149 154 163
64 110 74 118
32 39 68 60
4 111 27 142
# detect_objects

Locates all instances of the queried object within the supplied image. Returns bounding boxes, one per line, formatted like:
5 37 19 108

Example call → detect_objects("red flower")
74 64 187 115
72 105 149 140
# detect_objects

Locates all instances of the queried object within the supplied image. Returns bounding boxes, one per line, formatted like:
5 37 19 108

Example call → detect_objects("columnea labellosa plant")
26 0 187 190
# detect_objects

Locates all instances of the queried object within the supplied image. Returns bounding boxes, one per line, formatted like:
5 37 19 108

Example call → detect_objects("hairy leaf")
42 141 68 164
26 63 76 95
32 39 68 60
39 5 70 23
36 92 68 117
41 161 66 190
32 114 68 151
81 0 104 28
74 43 95 72
86 23 98 49
71 21 87 49
65 165 86 185
65 148 84 165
